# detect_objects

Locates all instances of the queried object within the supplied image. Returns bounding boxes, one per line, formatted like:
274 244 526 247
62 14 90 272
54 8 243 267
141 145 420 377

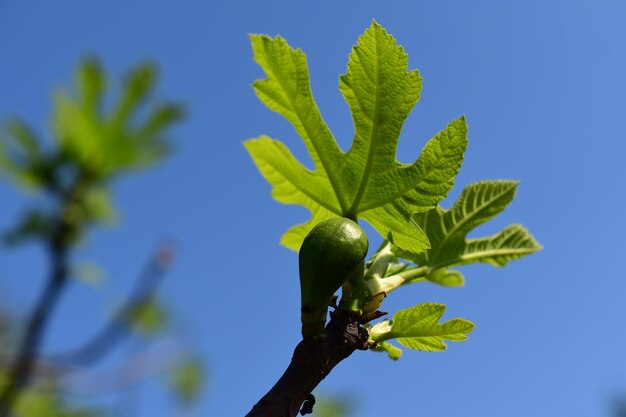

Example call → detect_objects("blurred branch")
62 336 188 395
0 175 82 416
0 57 185 417
1 335 190 395
52 243 175 366
0 245 68 416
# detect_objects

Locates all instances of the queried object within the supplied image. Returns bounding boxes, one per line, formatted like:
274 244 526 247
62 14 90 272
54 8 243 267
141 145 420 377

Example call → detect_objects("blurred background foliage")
0 58 182 247
0 53 356 417
310 395 355 417
0 59 203 417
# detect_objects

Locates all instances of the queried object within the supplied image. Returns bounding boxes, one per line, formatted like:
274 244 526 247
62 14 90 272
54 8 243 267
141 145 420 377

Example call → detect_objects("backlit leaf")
247 21 467 251
369 303 474 352
399 180 542 269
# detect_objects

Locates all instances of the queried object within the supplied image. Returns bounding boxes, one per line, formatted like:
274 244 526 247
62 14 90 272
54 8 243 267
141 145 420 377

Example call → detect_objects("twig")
0 334 189 395
0 239 69 416
51 243 175 366
0 174 87 415
62 336 187 395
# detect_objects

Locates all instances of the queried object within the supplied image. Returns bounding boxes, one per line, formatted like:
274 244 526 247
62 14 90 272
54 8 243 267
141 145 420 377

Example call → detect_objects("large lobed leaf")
246 21 467 252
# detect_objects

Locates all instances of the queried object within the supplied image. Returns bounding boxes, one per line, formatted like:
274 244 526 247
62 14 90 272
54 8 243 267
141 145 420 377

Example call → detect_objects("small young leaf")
399 180 541 270
369 303 474 352
426 268 464 287
373 341 403 360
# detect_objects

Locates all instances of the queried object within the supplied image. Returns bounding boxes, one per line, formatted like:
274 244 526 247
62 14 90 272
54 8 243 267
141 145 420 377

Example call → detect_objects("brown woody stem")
245 310 369 417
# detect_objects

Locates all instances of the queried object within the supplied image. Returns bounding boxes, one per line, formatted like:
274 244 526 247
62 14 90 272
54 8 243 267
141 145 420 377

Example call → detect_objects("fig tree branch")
246 310 369 417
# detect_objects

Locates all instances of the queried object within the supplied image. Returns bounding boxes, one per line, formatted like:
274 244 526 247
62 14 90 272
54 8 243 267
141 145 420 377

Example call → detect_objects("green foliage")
0 58 182 246
371 341 403 361
368 303 475 355
359 181 540 296
14 389 101 417
0 119 47 189
0 58 198 417
1 371 101 416
0 372 101 417
123 299 169 336
248 22 541 364
425 268 465 287
168 357 205 407
311 395 355 417
393 180 542 284
246 21 467 252
52 58 182 179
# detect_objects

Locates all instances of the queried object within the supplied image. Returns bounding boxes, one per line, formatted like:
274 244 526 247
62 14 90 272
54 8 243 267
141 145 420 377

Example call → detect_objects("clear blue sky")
1 1 625 416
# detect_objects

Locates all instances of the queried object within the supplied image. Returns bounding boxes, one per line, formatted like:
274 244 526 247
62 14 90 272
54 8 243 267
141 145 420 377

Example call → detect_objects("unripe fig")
299 217 368 338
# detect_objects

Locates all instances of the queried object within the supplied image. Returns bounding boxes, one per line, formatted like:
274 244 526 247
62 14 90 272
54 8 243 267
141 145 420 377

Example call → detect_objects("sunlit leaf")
369 303 474 352
247 21 467 252
398 180 542 269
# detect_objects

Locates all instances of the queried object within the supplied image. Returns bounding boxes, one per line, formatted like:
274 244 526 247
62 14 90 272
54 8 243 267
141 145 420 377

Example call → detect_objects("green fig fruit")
299 217 368 338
